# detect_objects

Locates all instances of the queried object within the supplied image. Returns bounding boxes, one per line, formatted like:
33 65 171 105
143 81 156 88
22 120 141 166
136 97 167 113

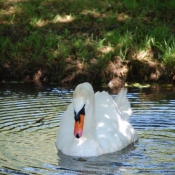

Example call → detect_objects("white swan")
56 82 138 157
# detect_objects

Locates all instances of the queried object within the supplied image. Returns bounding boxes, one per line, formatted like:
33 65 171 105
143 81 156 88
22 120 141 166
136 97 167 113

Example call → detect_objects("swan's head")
72 82 94 139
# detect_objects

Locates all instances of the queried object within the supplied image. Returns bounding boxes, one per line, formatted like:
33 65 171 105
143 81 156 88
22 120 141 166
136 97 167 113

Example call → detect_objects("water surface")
0 83 175 175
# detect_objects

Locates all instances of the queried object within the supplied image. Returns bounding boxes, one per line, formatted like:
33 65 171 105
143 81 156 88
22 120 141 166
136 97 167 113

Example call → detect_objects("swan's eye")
74 104 85 122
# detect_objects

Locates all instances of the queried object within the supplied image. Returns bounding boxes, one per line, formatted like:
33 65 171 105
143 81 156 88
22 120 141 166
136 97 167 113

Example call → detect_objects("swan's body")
56 82 138 157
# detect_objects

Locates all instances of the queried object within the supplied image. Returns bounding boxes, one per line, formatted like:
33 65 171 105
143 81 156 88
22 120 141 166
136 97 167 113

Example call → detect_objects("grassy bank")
0 0 175 86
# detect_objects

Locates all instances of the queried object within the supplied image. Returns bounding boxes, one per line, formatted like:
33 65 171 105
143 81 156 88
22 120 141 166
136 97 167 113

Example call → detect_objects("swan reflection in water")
56 142 137 174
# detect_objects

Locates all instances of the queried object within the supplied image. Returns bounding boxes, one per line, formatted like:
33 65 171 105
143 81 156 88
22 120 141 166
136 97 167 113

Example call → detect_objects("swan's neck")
83 91 96 139
73 82 97 139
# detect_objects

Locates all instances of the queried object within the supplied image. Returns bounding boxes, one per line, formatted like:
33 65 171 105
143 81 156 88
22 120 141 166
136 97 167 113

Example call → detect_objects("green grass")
0 0 175 84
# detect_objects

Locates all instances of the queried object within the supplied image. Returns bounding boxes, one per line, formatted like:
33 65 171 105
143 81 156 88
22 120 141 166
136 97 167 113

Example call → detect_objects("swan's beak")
74 114 84 138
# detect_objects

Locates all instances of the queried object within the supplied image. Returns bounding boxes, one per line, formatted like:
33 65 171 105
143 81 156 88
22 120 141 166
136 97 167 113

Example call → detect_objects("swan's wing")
95 91 138 153
114 88 132 120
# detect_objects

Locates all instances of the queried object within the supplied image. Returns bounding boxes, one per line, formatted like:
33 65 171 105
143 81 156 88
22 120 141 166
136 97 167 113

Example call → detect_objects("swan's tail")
114 88 132 120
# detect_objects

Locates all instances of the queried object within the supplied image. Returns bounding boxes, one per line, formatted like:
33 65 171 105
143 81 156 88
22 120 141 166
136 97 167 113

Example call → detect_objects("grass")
0 0 175 84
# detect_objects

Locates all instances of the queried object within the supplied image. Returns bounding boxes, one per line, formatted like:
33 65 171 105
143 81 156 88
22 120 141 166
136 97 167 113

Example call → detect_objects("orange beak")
74 114 84 138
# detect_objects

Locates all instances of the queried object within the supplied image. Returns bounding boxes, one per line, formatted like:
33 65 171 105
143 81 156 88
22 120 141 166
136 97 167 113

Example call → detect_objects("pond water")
0 83 175 175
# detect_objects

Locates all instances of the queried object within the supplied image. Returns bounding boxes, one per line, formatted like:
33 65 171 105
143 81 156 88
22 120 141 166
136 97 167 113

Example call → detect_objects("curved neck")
83 90 96 138
73 82 97 139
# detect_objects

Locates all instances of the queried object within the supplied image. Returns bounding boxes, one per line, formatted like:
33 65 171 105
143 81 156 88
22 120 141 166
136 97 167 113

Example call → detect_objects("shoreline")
1 0 175 86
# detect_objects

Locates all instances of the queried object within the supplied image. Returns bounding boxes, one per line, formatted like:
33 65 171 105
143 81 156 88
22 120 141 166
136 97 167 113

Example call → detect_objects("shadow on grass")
0 0 175 85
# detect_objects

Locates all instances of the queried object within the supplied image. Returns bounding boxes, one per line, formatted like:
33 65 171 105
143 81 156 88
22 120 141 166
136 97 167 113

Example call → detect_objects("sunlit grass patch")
30 17 48 27
157 40 175 71
52 14 75 23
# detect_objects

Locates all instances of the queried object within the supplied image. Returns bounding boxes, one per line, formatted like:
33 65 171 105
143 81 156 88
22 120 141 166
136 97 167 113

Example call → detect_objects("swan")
56 82 138 157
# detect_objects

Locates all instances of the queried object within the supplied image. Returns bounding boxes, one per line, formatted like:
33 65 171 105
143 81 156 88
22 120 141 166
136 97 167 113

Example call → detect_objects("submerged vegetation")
0 0 175 86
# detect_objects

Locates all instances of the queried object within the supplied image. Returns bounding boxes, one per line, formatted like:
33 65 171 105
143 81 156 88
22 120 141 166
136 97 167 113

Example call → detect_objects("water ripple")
0 83 175 175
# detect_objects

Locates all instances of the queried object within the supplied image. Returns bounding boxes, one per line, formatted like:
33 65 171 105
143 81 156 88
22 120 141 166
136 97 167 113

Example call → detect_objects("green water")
0 83 175 175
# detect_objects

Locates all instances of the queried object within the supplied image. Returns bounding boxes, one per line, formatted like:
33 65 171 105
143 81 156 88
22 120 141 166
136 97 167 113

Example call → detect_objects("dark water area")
0 82 175 175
